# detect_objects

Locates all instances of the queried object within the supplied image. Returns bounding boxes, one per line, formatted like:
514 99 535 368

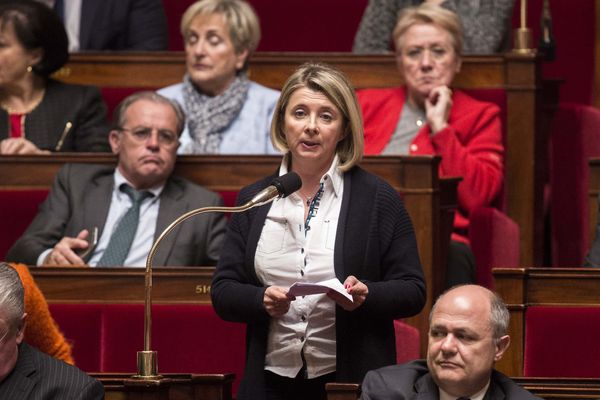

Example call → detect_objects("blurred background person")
35 0 168 51
0 262 103 398
0 0 110 154
353 0 514 55
159 0 280 155
358 4 504 286
211 63 426 400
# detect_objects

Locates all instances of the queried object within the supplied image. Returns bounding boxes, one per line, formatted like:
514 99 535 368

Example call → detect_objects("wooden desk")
93 373 233 400
325 378 600 400
51 50 556 267
8 154 457 354
493 267 600 376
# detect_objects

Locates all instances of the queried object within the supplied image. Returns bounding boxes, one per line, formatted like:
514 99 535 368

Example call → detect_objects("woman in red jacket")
358 3 504 286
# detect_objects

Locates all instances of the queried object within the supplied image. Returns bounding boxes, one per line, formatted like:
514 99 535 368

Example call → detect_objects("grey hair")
429 284 510 341
113 91 186 137
0 263 24 331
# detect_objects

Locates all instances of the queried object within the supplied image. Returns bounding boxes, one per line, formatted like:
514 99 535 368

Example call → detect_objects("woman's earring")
26 65 33 73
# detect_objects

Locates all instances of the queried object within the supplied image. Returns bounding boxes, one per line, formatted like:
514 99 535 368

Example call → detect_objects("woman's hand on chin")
425 85 453 134
0 138 50 155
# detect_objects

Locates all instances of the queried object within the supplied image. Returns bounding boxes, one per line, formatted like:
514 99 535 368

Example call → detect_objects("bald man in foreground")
361 285 541 400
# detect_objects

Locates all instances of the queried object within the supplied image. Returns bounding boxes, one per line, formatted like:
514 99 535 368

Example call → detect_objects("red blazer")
358 87 504 243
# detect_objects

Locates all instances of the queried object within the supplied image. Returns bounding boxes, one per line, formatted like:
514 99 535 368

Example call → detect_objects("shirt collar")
113 169 164 198
438 379 491 400
279 153 344 198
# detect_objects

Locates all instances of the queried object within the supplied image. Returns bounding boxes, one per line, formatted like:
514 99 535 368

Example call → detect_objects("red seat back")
0 190 49 261
162 0 368 52
524 306 600 377
49 303 246 394
394 320 420 364
550 103 600 266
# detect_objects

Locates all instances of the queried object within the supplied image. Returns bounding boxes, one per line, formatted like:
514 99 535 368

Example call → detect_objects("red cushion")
49 303 246 394
469 207 519 289
48 304 104 371
100 87 157 121
524 306 600 377
0 190 49 261
550 103 600 266
162 0 368 51
394 320 420 364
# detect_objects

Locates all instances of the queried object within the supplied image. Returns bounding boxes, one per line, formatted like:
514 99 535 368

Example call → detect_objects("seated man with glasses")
6 91 226 267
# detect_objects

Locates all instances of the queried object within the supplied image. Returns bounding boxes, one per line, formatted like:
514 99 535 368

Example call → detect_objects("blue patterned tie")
97 184 153 266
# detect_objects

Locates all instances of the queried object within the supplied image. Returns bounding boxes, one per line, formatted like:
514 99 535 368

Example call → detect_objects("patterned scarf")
182 73 250 153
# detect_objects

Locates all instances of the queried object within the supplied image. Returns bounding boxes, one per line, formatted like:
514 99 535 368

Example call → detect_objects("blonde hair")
270 63 364 172
393 3 463 56
181 0 261 69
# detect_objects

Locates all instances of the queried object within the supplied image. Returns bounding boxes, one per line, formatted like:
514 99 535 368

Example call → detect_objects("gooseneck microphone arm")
135 172 302 379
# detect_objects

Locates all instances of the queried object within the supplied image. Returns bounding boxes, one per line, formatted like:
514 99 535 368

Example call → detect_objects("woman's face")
283 87 345 171
184 13 248 96
0 22 41 87
396 23 461 105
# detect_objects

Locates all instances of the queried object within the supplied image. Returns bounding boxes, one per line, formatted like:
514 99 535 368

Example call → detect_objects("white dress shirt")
255 155 344 379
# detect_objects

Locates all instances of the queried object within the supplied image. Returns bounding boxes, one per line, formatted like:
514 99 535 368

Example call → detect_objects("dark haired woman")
0 0 109 154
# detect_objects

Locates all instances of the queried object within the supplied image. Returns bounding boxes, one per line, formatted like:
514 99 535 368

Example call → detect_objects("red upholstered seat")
49 304 246 393
394 320 420 364
0 190 49 261
461 89 520 287
549 103 600 266
100 87 157 121
524 306 600 377
162 0 369 51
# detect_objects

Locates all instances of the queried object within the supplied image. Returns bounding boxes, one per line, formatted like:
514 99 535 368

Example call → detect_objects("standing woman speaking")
211 63 426 400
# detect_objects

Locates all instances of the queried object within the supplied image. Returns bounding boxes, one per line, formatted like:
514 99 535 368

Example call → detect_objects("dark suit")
0 79 110 152
0 342 103 399
6 163 226 267
361 360 541 400
78 0 167 50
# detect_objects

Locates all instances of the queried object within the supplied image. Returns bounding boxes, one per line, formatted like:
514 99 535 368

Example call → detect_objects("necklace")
0 88 46 115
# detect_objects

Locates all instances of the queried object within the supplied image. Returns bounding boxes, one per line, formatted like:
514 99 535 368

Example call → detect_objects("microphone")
246 171 303 207
135 170 301 379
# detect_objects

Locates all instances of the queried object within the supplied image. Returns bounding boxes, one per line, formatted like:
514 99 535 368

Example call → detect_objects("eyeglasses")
118 127 179 146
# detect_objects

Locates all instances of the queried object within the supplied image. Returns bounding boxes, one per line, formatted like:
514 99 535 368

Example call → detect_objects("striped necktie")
97 184 153 266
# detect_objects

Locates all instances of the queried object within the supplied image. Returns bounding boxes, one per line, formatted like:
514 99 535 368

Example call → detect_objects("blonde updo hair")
270 63 364 172
393 3 463 56
181 0 261 70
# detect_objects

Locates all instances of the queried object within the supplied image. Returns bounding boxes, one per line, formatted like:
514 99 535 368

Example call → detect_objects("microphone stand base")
133 350 163 380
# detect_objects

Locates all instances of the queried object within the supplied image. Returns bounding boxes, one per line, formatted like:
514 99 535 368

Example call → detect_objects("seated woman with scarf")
158 0 280 154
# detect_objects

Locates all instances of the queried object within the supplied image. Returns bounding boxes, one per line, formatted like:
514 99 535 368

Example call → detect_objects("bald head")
430 284 509 340
426 285 511 397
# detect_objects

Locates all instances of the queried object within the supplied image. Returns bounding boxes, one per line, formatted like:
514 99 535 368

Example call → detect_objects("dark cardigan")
0 79 110 152
211 166 426 400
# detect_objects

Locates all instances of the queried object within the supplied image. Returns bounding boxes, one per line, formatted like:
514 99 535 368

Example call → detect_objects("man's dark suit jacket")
0 80 110 152
361 360 542 400
0 342 103 399
6 163 226 267
79 0 167 50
